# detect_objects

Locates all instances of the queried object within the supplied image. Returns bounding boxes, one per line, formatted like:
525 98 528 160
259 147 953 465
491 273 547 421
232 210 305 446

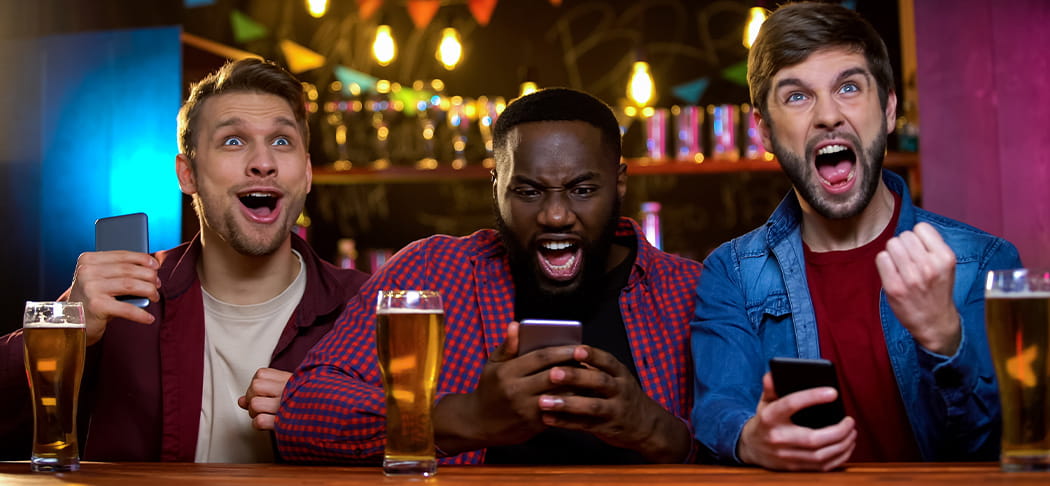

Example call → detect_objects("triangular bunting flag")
721 60 748 86
467 0 498 26
334 65 379 95
230 10 269 44
549 0 563 6
184 0 216 7
406 0 441 30
671 77 710 104
280 40 326 73
356 0 384 20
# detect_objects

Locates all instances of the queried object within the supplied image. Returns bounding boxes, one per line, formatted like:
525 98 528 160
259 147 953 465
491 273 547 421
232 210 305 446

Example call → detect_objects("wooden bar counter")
1 462 1046 485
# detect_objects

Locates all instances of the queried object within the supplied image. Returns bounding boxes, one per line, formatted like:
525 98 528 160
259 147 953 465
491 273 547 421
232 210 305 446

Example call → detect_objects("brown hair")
177 58 308 163
747 1 894 120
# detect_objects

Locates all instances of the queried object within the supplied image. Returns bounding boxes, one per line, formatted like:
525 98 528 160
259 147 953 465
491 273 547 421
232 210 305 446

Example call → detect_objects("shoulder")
912 208 1019 262
398 229 500 258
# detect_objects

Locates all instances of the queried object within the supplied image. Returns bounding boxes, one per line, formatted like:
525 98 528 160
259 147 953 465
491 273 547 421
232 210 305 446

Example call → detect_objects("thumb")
760 372 779 405
237 395 248 410
490 321 520 362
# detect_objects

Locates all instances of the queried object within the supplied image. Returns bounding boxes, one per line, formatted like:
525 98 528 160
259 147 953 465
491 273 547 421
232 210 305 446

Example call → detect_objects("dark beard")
495 199 620 320
772 118 888 220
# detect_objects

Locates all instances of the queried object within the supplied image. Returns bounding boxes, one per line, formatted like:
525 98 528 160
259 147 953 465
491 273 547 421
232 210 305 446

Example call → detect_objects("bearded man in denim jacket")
690 2 1021 472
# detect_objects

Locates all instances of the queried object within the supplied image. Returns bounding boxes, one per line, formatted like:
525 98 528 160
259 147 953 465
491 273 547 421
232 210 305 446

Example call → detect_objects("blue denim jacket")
691 170 1022 464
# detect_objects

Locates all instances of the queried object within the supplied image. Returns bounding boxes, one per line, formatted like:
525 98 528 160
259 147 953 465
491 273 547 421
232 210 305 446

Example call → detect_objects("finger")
252 413 276 431
571 346 630 378
248 396 280 417
83 298 156 326
773 427 856 470
78 250 159 269
764 387 840 424
490 321 520 362
538 394 612 421
237 395 248 410
760 372 778 403
882 236 920 285
912 223 955 267
548 365 618 398
516 344 579 375
875 250 904 292
820 430 857 471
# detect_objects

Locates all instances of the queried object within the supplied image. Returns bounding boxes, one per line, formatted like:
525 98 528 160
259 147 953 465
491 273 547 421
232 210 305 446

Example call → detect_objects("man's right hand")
737 372 856 471
433 321 576 455
68 250 160 346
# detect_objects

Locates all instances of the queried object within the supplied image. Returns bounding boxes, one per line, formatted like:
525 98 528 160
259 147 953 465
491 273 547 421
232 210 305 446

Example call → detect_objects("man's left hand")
535 346 691 463
238 368 292 431
876 222 961 356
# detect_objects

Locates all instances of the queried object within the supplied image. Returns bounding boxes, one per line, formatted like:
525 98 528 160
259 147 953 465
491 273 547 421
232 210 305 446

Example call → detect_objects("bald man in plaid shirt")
276 88 702 465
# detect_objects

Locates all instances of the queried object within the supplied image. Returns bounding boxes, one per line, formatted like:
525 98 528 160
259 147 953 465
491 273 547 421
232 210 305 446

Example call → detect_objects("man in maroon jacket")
0 58 368 462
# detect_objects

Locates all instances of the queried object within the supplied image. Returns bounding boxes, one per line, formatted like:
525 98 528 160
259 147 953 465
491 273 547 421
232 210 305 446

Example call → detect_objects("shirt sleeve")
914 236 1022 460
275 241 422 464
690 243 765 464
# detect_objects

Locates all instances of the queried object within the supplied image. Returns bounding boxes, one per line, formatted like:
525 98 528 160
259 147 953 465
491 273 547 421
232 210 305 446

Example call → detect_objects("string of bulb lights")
303 0 770 111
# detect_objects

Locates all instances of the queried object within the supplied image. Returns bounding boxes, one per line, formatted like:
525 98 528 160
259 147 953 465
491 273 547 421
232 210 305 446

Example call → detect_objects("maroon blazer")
0 233 368 461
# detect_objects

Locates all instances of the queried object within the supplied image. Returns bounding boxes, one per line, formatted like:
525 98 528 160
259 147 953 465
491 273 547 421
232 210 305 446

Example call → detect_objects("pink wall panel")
914 0 1050 267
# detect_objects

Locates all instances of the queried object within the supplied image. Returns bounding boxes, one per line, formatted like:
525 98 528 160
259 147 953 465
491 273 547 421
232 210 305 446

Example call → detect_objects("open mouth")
238 191 280 219
536 239 583 282
814 144 857 190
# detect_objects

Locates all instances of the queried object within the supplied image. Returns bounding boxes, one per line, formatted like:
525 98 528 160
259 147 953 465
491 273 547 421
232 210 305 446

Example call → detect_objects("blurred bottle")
337 238 358 269
644 108 669 160
673 105 704 163
640 202 662 251
708 104 740 161
740 103 767 160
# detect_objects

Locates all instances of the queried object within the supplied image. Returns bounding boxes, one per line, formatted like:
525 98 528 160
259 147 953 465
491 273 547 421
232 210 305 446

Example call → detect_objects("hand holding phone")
94 213 150 308
768 357 846 429
517 319 582 355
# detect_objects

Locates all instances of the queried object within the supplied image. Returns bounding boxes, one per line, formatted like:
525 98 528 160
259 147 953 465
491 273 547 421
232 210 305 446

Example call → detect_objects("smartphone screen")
94 213 150 308
768 357 847 429
518 319 582 355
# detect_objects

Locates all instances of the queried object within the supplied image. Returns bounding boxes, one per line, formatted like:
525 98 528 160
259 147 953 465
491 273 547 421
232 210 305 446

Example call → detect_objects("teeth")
541 241 573 251
245 192 275 198
817 144 848 155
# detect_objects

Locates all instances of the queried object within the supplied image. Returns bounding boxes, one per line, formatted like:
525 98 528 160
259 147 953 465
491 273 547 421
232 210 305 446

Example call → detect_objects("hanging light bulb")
305 0 328 18
519 81 538 97
373 25 397 66
627 61 655 107
743 7 767 48
436 28 463 70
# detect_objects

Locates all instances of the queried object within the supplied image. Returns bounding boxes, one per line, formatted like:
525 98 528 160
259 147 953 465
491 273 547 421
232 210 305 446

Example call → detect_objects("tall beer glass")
985 269 1050 472
23 301 86 472
376 290 444 476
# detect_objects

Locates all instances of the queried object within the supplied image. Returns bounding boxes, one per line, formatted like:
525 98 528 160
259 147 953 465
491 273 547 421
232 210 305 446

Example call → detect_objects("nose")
813 95 845 131
537 192 576 230
247 146 278 178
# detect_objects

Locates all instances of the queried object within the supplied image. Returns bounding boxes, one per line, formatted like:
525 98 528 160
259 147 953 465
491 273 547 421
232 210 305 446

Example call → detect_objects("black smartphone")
518 319 582 355
768 357 846 429
95 213 150 308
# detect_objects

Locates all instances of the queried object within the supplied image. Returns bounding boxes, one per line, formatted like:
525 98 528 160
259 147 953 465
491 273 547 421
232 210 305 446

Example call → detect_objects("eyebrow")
774 66 871 91
510 171 599 188
214 116 299 132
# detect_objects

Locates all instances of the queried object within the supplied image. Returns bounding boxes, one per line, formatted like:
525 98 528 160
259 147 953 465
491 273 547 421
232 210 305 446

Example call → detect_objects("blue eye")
272 136 290 146
786 92 806 103
223 137 243 146
840 83 859 94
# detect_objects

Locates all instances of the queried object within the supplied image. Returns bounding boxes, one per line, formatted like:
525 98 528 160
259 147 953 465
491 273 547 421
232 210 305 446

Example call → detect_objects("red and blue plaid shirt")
275 218 702 464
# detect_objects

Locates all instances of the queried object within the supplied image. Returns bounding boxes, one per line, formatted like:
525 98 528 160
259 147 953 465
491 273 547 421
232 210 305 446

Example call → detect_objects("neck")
605 242 630 272
799 181 896 252
196 227 300 305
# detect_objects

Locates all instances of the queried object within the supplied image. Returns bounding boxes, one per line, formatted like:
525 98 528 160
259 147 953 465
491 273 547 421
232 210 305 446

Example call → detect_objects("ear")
616 161 627 200
755 109 773 153
305 153 313 194
884 91 898 135
175 154 197 195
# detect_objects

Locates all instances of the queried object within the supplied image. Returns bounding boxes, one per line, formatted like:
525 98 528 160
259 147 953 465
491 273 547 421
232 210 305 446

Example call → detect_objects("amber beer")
985 276 1050 472
22 301 86 473
376 291 445 477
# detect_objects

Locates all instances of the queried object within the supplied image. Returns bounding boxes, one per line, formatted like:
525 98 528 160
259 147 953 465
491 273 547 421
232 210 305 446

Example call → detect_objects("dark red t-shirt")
803 192 922 462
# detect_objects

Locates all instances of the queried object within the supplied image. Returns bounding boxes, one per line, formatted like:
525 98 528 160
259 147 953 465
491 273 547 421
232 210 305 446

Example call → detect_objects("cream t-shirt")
194 250 306 463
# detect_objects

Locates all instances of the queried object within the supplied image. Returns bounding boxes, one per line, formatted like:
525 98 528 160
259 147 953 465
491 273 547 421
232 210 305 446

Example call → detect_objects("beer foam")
23 320 86 329
376 308 444 315
985 290 1050 299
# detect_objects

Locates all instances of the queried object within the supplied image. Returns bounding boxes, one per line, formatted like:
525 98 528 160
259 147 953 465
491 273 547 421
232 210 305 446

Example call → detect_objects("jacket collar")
155 232 348 329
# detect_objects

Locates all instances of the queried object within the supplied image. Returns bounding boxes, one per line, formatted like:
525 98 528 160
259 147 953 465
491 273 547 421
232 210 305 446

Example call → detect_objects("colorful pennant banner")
231 10 268 43
280 40 326 73
406 0 441 30
467 0 498 26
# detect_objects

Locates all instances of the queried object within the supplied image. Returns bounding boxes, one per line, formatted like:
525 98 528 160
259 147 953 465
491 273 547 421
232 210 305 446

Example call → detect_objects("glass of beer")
22 301 86 472
375 290 445 477
985 269 1050 472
